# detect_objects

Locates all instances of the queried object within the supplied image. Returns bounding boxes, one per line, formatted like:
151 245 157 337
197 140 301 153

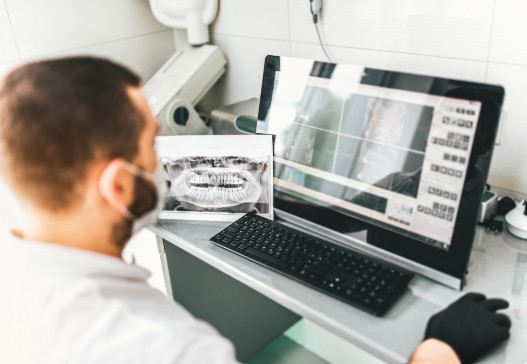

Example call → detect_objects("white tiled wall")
289 0 494 61
0 0 174 80
489 0 527 66
183 0 527 198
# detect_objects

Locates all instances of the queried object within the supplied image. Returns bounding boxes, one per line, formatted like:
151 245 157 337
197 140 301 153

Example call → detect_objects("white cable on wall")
310 0 334 63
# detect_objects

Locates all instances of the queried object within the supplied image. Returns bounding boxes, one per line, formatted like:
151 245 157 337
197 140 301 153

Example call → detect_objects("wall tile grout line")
484 0 498 82
17 29 172 62
3 0 21 61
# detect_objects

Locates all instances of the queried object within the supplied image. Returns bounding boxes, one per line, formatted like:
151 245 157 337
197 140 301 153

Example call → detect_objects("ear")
98 159 135 219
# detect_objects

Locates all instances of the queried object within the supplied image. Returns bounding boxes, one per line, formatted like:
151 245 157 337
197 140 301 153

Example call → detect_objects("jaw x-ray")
156 135 273 221
163 156 269 214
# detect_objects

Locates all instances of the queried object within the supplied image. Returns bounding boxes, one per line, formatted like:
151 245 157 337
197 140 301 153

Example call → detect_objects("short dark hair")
0 57 144 211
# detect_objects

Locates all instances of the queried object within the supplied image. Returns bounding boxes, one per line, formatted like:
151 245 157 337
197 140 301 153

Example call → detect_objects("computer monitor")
256 55 504 289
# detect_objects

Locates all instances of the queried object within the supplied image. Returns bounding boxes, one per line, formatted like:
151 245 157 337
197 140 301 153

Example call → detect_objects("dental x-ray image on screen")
156 135 273 221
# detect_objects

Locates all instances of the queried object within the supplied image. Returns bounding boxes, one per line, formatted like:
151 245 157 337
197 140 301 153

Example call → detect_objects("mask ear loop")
98 161 136 221
121 162 155 182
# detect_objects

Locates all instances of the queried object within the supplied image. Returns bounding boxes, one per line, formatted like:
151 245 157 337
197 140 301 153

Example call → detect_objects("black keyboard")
210 212 414 316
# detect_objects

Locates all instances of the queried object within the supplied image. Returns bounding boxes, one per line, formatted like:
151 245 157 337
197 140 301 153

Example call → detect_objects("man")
0 58 511 363
0 58 235 363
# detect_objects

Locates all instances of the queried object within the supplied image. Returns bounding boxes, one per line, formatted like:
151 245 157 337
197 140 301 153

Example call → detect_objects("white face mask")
101 162 167 234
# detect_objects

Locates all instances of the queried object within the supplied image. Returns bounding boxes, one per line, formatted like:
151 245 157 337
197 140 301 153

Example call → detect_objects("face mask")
101 161 167 234
126 163 168 234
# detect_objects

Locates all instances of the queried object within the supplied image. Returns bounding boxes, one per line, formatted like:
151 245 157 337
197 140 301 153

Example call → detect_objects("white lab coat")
0 230 238 364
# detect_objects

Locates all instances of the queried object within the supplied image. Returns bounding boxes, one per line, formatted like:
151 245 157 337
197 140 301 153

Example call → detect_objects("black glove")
424 292 511 363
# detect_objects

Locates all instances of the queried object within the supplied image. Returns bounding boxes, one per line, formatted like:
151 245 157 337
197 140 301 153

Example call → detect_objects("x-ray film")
157 135 273 221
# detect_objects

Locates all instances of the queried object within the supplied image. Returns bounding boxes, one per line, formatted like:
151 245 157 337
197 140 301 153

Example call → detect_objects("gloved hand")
424 292 511 363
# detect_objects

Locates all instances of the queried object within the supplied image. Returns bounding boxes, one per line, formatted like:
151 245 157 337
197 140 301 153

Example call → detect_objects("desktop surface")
152 219 526 364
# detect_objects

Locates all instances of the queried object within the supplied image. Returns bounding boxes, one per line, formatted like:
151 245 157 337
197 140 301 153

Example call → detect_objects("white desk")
151 219 527 363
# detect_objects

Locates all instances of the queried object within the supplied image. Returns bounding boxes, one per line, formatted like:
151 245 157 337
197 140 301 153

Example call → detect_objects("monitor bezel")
257 55 505 289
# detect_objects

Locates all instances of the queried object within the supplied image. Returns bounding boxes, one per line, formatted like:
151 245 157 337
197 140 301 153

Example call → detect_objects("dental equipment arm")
143 45 226 135
145 0 225 135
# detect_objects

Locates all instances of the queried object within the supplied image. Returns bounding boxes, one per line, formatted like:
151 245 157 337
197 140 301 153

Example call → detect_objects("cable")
309 0 333 63
314 22 333 63
477 216 503 233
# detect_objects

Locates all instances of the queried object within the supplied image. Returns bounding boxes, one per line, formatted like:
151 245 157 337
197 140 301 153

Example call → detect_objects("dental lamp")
144 0 226 135
149 0 218 46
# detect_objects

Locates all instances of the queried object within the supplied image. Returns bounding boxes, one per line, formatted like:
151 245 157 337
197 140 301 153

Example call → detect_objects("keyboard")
210 212 414 316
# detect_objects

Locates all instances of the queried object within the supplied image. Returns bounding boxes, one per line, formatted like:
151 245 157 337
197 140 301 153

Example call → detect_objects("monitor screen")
256 55 504 288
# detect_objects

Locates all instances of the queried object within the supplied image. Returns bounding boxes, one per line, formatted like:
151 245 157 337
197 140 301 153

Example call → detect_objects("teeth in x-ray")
189 173 245 186
184 185 249 205
171 167 262 208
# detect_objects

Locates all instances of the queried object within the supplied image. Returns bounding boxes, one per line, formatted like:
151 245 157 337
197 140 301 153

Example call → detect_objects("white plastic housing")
149 0 218 45
143 45 226 135
505 201 527 239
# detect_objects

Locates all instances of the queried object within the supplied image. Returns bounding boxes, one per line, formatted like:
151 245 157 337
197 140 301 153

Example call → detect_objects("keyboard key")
246 247 289 269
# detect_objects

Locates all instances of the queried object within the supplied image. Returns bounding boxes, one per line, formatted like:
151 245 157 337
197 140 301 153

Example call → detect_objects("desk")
151 219 526 363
